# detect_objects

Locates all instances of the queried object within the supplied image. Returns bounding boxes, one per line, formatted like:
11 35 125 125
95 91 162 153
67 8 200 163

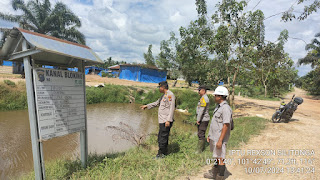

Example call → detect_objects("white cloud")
297 65 313 77
246 0 319 76
93 0 113 7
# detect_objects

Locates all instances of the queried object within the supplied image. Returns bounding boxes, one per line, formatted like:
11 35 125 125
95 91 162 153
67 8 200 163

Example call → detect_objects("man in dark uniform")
195 85 210 153
140 81 175 159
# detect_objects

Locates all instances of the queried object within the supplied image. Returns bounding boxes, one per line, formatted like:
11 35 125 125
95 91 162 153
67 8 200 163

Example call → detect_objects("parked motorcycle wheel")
272 111 281 123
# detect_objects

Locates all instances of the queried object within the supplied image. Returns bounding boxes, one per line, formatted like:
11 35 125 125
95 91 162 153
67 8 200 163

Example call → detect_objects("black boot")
154 153 165 159
215 175 225 180
216 165 226 180
204 166 218 179
154 150 165 159
195 139 206 154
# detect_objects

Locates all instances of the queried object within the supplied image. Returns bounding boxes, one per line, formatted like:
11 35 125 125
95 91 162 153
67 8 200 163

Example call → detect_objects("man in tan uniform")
195 85 210 153
204 86 232 180
140 81 175 159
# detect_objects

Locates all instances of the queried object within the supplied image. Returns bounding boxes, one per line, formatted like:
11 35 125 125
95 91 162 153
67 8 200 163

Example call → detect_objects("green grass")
234 86 288 101
3 79 16 86
0 80 27 111
0 81 212 126
0 80 205 112
86 84 131 104
227 117 267 148
21 116 268 180
245 95 280 101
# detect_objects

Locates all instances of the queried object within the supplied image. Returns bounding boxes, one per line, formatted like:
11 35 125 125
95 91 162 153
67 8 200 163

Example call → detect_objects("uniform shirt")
196 94 210 122
147 90 175 123
208 100 232 143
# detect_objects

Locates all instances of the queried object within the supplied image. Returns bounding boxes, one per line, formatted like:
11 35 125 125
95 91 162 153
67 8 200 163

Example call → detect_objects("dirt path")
0 73 193 88
179 88 319 180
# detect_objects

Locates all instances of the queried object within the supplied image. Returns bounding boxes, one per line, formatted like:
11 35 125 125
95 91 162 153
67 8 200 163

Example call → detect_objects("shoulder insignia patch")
168 95 172 101
163 95 167 101
200 97 206 107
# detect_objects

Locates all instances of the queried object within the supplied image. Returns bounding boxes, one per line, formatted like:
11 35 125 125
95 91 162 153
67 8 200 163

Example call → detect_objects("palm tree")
0 0 85 46
298 32 320 68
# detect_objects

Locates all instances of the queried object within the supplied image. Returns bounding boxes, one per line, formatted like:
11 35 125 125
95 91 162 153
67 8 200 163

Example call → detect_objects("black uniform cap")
158 81 168 88
198 85 208 91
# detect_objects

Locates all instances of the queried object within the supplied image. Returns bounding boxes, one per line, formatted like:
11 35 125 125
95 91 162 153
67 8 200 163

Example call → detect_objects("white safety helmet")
213 86 229 96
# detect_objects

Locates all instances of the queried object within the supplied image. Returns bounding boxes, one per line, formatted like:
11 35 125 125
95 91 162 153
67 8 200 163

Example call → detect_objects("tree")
97 57 112 69
298 32 320 68
253 30 291 97
0 0 85 45
156 39 172 71
211 0 265 106
176 0 213 86
297 32 320 95
143 44 155 66
155 0 298 100
0 28 11 47
268 57 298 96
156 32 181 83
282 0 320 21
107 57 113 66
296 68 320 95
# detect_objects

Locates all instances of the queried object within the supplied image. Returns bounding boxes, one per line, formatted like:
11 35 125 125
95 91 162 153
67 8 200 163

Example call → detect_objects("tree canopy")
153 0 298 105
0 0 85 46
296 32 320 95
143 44 156 66
282 0 320 21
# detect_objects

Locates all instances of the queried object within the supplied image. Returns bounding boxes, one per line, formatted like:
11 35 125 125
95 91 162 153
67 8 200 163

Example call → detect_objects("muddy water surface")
0 103 195 179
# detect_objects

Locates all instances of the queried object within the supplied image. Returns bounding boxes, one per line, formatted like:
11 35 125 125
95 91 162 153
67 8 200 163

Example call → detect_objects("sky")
0 0 318 77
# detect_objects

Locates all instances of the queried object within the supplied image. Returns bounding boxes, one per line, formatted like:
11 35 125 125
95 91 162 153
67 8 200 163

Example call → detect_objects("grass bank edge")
20 116 268 180
0 80 289 112
0 80 204 112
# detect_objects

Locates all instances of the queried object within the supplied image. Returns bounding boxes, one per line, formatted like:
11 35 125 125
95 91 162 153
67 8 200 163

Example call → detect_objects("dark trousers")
197 121 209 140
158 122 173 155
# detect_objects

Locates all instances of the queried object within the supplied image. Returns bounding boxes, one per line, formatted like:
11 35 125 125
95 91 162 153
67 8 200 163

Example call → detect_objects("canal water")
0 103 195 179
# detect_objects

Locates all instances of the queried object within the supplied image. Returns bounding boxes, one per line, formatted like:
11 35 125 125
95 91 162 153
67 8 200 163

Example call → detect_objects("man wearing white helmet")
204 86 232 180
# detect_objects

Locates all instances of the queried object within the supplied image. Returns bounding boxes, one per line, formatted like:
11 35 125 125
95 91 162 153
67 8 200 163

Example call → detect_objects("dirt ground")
85 75 157 87
85 75 195 88
0 73 25 84
178 88 320 180
0 73 192 88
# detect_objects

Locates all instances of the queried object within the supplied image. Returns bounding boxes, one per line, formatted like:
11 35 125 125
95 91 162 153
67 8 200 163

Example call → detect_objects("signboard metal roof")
0 28 103 66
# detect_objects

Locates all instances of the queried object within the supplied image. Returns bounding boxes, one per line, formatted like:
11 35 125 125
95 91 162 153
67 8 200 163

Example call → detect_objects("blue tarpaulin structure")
119 65 167 83
2 60 13 66
98 70 107 77
41 65 78 72
85 66 106 75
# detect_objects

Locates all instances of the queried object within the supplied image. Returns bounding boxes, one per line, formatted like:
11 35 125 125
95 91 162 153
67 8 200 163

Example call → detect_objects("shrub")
4 80 16 87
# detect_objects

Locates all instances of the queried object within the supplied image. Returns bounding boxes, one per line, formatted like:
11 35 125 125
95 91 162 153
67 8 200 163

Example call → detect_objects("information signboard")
33 68 86 140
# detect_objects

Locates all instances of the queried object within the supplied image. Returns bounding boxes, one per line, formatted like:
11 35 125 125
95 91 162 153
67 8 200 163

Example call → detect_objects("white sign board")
33 68 86 141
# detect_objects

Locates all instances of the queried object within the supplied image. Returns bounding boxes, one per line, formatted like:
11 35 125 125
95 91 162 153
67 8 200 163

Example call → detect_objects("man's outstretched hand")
165 121 170 127
140 105 147 110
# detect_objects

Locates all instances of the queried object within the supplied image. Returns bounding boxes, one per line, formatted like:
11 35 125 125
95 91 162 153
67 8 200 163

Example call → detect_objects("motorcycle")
272 94 303 123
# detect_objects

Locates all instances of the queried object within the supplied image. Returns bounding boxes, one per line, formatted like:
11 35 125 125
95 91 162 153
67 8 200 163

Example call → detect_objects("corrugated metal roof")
0 28 103 66
108 65 120 69
120 64 165 71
